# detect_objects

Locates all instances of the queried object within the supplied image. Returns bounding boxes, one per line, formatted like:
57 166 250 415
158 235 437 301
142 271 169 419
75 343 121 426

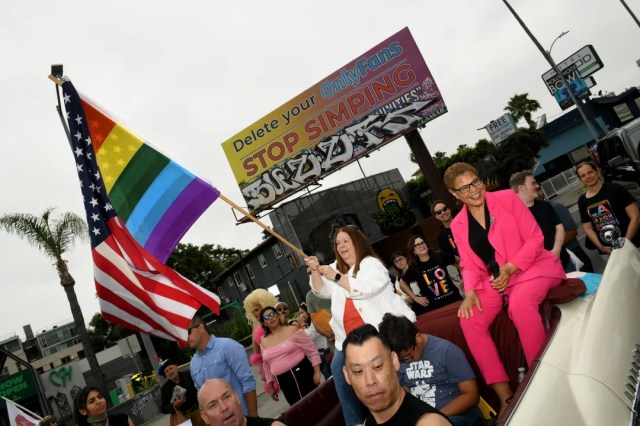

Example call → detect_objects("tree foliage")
87 312 135 352
166 243 247 290
0 208 107 393
494 128 549 185
504 93 541 129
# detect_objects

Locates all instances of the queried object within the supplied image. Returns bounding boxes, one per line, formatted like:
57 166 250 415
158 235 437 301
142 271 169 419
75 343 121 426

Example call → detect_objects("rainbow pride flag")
79 97 219 263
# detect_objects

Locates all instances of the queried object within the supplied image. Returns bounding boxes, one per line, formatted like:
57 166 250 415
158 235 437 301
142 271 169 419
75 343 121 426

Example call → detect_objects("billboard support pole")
404 129 455 208
502 0 604 141
218 194 306 257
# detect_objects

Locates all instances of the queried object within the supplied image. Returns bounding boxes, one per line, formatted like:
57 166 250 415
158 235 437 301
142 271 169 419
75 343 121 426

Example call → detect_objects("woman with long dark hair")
399 235 462 316
74 386 134 426
260 306 321 405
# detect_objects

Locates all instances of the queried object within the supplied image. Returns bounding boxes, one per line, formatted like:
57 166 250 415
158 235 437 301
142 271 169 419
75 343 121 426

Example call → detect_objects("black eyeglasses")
414 241 427 248
277 306 289 312
454 177 482 194
393 256 406 263
434 206 449 215
263 311 277 321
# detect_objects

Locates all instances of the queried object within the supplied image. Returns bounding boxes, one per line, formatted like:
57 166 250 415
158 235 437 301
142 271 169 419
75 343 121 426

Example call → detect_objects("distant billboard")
222 27 447 215
485 113 518 144
551 64 591 110
542 45 603 96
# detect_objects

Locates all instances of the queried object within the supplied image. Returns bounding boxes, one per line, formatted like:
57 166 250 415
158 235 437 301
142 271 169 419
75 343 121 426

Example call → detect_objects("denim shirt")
190 335 256 415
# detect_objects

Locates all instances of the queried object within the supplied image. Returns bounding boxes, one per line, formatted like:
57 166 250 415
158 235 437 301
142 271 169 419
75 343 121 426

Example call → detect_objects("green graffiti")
49 366 72 388
372 188 416 236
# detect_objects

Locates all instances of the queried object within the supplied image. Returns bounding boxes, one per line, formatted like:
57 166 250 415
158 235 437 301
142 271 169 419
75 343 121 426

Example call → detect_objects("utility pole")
620 0 640 29
404 129 455 207
501 0 604 142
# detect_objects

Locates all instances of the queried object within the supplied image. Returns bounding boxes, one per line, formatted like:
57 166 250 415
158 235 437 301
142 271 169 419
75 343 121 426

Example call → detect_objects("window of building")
228 277 235 287
36 367 44 374
1 366 8 377
217 286 227 299
258 254 267 268
233 272 247 292
245 264 255 279
287 253 301 269
61 356 71 364
272 244 283 259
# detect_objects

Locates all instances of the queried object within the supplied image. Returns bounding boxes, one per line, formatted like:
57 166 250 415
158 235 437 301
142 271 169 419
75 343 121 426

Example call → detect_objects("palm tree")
504 93 541 129
0 208 107 393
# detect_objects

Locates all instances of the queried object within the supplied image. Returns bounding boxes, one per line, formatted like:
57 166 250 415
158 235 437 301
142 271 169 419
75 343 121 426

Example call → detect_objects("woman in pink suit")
443 163 565 416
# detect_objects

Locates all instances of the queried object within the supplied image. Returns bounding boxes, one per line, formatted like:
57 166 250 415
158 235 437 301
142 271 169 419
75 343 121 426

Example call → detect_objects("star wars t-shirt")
398 335 475 410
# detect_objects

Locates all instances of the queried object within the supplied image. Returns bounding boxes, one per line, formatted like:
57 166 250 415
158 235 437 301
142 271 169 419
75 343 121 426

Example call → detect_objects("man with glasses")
379 314 482 426
188 316 258 417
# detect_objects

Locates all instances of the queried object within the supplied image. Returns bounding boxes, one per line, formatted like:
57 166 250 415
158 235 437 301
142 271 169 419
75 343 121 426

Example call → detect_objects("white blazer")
311 256 416 349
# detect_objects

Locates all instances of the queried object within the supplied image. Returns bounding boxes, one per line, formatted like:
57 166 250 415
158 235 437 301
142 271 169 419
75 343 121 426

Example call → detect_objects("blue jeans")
449 406 484 426
331 349 366 426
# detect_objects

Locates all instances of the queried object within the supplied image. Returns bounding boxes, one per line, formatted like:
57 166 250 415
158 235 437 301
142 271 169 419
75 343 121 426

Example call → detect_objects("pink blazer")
451 190 565 292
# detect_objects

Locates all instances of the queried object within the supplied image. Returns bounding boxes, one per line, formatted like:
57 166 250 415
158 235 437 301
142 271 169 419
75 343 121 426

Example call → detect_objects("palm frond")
0 208 86 259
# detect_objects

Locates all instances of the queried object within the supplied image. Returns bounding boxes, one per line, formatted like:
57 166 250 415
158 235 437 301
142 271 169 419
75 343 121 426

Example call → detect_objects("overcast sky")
1 0 639 340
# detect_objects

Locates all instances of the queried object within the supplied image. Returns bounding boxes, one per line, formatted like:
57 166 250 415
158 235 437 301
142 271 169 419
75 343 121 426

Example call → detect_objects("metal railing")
540 167 581 198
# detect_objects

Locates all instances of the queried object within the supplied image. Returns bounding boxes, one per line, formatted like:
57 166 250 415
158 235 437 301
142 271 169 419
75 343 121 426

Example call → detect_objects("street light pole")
501 0 604 142
619 0 640 29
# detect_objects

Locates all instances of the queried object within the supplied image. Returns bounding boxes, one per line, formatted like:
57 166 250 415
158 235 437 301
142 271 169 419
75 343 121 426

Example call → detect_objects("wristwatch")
334 273 342 282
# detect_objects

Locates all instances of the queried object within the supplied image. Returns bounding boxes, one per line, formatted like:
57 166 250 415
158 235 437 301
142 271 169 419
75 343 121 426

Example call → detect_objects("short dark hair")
509 170 533 192
378 313 418 353
430 200 449 216
342 324 391 354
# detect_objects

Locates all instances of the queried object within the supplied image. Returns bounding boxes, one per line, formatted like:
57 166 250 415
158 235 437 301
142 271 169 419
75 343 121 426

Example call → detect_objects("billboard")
222 27 447 215
551 64 591 110
485 113 518 144
542 45 603 95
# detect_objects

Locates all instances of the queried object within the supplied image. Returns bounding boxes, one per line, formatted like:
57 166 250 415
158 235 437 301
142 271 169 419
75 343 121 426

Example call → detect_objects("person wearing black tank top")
343 324 452 426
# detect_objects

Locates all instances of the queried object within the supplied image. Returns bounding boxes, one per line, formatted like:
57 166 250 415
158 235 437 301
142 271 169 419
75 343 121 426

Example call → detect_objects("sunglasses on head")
434 206 449 215
263 311 277 321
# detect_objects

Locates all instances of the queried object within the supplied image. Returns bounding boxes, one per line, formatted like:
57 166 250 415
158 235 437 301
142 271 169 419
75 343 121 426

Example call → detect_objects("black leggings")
276 356 317 405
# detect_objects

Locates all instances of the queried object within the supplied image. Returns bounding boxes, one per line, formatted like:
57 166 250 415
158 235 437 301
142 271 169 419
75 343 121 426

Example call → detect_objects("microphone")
489 260 509 312
488 260 500 279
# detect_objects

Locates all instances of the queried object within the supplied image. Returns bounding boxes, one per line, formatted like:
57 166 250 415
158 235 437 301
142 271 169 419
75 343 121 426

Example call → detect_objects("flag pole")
49 74 307 259
2 396 43 420
218 194 306 257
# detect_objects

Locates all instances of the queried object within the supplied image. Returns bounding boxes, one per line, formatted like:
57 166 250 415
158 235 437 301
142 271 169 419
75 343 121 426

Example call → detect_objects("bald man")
198 379 286 426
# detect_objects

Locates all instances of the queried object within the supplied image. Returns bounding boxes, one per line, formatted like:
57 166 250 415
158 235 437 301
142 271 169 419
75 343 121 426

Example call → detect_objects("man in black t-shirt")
198 379 285 426
343 324 452 426
511 171 570 269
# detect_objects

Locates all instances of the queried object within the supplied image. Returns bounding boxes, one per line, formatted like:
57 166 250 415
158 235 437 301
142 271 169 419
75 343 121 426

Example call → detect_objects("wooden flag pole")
218 194 306 258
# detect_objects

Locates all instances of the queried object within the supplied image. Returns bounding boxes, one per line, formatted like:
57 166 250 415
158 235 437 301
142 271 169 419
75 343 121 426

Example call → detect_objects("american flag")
62 80 220 346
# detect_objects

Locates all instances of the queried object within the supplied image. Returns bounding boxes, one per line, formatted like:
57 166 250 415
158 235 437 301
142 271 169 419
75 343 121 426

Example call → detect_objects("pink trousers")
460 275 562 385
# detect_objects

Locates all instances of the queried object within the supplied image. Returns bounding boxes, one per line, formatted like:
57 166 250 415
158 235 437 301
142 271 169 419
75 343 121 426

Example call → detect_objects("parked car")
597 117 640 185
